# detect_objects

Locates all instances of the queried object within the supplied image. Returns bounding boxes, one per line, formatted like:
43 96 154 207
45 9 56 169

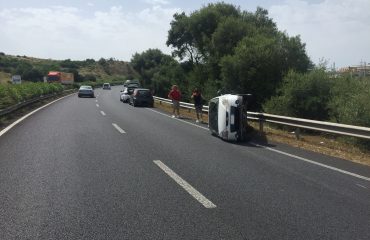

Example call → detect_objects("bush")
264 69 331 120
0 83 64 110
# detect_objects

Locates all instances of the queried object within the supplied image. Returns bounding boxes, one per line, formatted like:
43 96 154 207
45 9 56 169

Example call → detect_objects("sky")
0 0 369 68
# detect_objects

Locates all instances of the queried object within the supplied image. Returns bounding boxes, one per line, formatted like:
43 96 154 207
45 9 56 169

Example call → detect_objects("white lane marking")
0 93 75 137
100 111 106 116
251 143 370 182
112 123 126 134
146 108 370 182
356 184 367 189
95 100 98 102
96 104 100 107
153 160 216 209
146 108 208 130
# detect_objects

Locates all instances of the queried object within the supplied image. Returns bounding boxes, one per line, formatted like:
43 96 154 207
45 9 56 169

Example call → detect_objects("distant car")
119 88 130 103
103 83 111 90
78 85 94 98
129 88 154 107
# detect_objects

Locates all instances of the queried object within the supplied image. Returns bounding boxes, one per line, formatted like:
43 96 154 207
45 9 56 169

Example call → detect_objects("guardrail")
247 112 370 140
153 96 209 112
153 96 370 140
0 89 76 117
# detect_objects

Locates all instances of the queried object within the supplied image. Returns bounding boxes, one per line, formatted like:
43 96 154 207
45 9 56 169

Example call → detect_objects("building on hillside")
338 62 370 77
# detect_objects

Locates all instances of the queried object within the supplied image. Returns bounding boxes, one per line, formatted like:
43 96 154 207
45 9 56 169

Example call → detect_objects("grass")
0 71 11 84
0 82 64 110
154 99 370 167
249 122 370 166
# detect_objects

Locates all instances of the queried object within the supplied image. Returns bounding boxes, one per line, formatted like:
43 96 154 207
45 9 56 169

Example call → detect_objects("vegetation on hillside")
0 54 138 83
130 2 369 148
0 83 64 110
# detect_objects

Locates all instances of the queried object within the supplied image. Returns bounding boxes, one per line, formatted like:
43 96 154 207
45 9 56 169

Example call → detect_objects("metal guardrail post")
295 128 301 140
258 114 264 132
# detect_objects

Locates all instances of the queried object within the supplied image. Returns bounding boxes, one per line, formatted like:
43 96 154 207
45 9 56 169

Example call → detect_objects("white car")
208 94 250 141
119 88 130 103
103 83 111 90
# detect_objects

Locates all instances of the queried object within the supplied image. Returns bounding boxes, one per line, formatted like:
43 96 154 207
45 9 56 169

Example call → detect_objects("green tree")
263 69 331 120
166 3 311 105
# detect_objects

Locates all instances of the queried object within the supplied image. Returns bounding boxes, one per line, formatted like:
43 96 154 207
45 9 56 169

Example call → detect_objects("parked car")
78 85 95 98
129 88 154 107
103 83 111 90
119 88 130 103
124 79 141 87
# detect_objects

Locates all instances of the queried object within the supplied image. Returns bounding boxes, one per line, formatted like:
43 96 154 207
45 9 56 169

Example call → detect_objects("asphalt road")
1 86 370 240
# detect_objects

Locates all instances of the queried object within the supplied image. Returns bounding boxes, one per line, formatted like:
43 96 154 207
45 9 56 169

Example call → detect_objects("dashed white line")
153 160 216 209
100 111 106 116
112 123 126 134
96 104 100 107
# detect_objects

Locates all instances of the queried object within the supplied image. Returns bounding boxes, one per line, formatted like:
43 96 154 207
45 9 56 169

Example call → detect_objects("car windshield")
80 86 92 90
127 83 139 87
138 90 151 96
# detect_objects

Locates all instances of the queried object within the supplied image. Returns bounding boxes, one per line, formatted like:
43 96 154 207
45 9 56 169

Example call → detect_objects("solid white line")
356 184 367 189
153 160 216 209
251 142 370 182
96 104 100 107
146 107 370 182
0 93 75 137
112 123 126 134
100 111 106 116
146 108 208 130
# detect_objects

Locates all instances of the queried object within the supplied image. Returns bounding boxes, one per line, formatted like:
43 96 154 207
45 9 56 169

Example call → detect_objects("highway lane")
0 86 370 239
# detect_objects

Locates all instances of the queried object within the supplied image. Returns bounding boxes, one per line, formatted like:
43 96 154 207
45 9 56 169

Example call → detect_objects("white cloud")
87 2 95 7
144 0 170 6
269 0 370 67
0 5 179 60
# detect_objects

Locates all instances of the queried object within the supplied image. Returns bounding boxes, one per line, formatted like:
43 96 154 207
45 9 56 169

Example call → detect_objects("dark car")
129 88 154 107
78 85 95 98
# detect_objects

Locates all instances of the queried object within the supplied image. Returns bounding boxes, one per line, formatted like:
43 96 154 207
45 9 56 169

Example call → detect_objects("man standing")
191 88 203 123
168 85 181 118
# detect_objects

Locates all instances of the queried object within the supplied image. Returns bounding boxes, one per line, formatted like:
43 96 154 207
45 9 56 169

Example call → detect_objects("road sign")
11 75 21 84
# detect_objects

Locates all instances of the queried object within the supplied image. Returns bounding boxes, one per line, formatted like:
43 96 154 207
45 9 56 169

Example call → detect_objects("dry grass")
155 100 370 167
0 71 11 84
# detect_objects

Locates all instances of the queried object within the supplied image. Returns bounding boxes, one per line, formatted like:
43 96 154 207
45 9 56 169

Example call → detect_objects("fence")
0 89 76 117
153 96 370 140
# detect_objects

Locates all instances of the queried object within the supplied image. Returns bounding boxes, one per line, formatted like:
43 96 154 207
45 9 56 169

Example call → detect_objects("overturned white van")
208 94 251 142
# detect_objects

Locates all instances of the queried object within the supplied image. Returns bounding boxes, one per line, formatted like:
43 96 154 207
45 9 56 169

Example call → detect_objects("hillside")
0 53 139 83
